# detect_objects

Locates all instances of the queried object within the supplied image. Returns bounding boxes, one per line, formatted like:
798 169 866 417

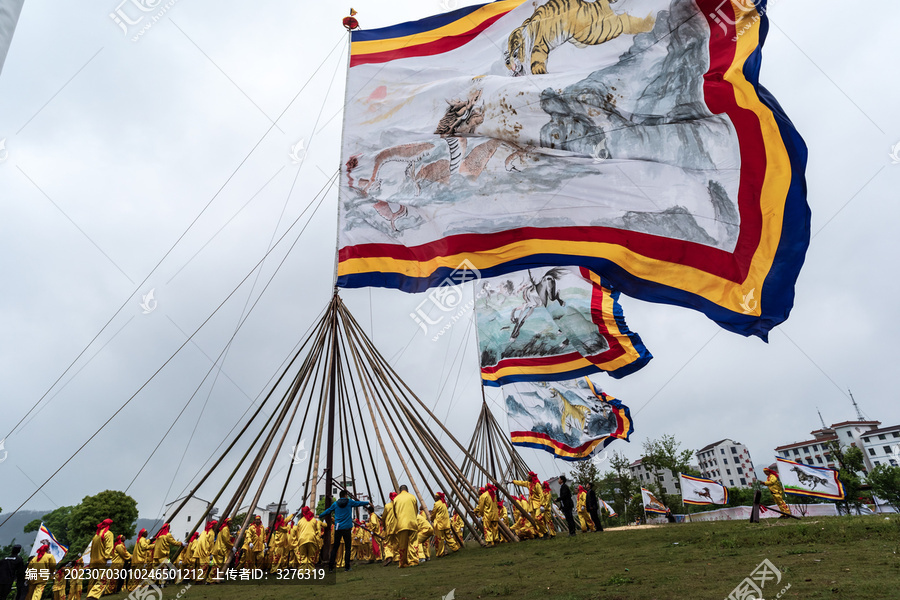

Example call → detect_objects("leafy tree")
569 458 600 488
67 491 138 555
825 441 867 514
641 434 695 511
867 465 900 511
604 451 637 521
23 506 74 547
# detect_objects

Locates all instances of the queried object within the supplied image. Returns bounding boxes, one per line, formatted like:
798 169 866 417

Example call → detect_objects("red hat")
763 467 778 476
542 481 550 490
36 544 50 561
390 492 398 500
138 528 148 539
435 492 447 503
155 523 170 538
96 519 113 536
205 520 218 532
218 519 230 532
188 532 200 543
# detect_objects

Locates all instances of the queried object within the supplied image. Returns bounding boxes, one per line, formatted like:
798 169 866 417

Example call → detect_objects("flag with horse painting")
337 0 809 340
475 266 651 386
680 473 728 505
503 377 632 460
776 457 844 500
641 487 668 514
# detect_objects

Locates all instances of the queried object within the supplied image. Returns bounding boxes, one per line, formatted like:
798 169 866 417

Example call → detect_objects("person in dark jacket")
555 476 577 536
0 544 26 600
319 491 373 572
585 482 603 532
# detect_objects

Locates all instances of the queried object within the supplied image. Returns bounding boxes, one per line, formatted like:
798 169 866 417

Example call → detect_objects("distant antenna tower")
848 389 867 421
817 407 827 429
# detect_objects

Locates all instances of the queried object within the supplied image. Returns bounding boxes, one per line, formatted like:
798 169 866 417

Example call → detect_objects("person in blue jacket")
319 491 374 572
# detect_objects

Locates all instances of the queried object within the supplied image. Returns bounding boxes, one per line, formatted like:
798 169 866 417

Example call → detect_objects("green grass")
110 515 900 600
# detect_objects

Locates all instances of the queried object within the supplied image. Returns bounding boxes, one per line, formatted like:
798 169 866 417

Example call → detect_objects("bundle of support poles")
165 291 534 564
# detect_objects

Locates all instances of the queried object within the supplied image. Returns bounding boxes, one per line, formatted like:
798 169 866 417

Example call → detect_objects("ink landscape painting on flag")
337 0 808 340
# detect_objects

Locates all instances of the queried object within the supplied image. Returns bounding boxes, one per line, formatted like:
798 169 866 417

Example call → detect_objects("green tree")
641 434 695 512
230 513 248 535
23 506 74 547
67 490 138 555
569 458 600 488
867 465 900 511
825 442 867 514
603 451 637 521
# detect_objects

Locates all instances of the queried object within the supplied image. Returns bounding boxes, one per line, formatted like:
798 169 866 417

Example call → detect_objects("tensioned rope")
4 34 346 444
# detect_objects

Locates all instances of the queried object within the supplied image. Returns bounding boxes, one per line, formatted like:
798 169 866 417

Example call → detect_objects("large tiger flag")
337 0 809 340
503 377 632 460
776 457 844 500
475 266 651 386
641 488 668 514
30 522 68 563
680 473 728 505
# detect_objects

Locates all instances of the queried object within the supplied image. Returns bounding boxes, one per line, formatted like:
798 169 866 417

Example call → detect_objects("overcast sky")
1 0 899 526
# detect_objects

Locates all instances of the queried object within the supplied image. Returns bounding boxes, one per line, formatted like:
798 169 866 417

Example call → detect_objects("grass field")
117 515 900 600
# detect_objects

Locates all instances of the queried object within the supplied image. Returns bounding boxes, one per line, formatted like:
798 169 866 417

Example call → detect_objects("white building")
163 496 212 541
628 459 698 496
860 424 900 469
695 439 757 488
774 420 881 472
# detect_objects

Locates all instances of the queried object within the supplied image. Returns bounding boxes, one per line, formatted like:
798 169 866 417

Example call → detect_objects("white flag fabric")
776 457 844 500
601 499 617 517
0 0 25 76
679 473 728 505
30 522 68 562
641 487 667 514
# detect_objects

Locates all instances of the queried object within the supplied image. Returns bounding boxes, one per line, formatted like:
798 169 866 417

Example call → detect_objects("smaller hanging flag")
476 267 651 386
505 377 632 461
600 499 618 517
679 474 728 505
776 457 844 500
641 488 668 514
30 522 69 563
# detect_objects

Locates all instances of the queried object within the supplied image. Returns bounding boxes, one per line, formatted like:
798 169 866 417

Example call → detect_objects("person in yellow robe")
576 485 595 532
175 532 198 584
293 507 320 568
267 515 289 573
66 558 83 600
475 486 499 546
392 486 418 568
367 509 383 562
450 510 464 547
430 492 458 556
189 520 215 582
151 523 182 585
51 560 67 600
541 482 557 537
86 519 114 599
380 493 398 566
128 529 151 591
26 544 56 600
209 519 233 583
512 472 546 537
240 516 263 568
105 534 131 594
763 467 792 516
414 509 434 563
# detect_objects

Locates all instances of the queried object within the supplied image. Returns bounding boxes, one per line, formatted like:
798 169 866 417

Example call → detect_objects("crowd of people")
1 471 610 599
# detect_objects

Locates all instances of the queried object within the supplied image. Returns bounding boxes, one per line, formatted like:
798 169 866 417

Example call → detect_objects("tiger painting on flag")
339 0 809 340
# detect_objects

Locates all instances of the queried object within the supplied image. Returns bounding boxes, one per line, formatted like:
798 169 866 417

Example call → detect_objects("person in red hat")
763 467 791 516
129 528 151 591
380 493 399 566
86 519 114 598
512 472 547 538
430 492 458 556
209 519 233 583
